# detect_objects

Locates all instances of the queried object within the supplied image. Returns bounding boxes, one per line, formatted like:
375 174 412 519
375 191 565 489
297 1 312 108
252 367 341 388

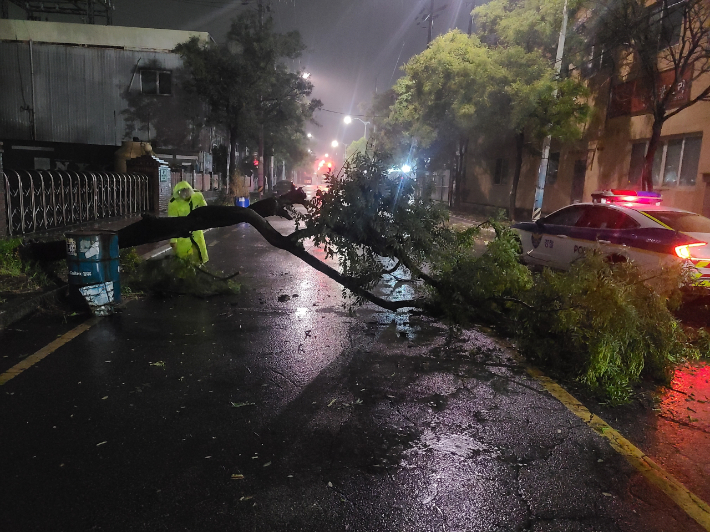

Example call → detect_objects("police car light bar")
591 190 662 206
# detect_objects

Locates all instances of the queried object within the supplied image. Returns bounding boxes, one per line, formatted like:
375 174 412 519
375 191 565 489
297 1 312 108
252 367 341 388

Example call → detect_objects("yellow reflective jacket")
168 182 208 264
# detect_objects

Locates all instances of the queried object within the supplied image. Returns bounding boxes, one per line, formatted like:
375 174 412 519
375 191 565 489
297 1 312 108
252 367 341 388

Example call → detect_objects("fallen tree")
17 153 708 403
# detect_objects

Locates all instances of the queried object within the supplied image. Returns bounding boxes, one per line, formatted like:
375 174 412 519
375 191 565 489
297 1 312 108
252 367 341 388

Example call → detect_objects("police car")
512 190 710 288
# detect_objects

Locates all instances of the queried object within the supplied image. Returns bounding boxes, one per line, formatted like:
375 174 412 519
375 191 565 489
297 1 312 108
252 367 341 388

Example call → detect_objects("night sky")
113 0 475 157
8 0 475 158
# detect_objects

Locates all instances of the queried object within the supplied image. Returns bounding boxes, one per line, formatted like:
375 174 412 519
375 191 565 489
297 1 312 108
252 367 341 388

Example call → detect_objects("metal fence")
170 170 221 192
3 170 149 237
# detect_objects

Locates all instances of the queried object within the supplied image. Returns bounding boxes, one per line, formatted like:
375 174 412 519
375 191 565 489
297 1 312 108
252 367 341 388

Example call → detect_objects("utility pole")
427 0 434 44
531 0 568 221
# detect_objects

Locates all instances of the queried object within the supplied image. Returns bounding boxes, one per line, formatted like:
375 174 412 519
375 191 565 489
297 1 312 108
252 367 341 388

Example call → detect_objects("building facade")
0 19 210 171
459 4 710 220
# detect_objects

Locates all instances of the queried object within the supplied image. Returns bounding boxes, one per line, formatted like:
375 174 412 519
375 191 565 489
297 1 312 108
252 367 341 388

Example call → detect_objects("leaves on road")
230 401 255 408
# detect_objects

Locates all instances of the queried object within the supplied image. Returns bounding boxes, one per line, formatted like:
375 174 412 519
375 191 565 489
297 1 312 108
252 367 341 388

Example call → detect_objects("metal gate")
3 170 149 237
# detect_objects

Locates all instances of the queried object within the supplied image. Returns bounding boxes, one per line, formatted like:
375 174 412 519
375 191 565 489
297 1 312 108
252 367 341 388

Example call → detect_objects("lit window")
140 69 172 95
628 135 702 187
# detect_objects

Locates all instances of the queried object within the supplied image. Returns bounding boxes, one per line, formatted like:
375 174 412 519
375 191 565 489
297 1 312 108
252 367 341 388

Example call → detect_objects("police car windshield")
643 211 710 233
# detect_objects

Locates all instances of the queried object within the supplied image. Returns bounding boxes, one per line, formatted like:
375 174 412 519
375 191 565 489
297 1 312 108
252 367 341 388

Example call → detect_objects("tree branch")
20 206 425 312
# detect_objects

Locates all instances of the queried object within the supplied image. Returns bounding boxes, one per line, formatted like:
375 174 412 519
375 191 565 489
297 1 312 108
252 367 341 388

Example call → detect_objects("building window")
628 135 702 187
649 0 683 48
581 44 614 78
546 152 560 186
140 69 172 95
493 158 508 185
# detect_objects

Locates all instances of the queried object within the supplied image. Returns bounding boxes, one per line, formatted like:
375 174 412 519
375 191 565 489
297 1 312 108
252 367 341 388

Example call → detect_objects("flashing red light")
253 159 259 167
592 189 662 205
675 242 706 259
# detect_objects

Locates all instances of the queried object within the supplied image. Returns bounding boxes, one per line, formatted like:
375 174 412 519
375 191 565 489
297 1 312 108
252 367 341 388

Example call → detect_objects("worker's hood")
173 181 194 201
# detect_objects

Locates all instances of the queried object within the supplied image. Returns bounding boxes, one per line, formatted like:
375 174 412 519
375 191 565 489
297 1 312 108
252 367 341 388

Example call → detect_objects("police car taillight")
591 190 662 206
675 242 706 259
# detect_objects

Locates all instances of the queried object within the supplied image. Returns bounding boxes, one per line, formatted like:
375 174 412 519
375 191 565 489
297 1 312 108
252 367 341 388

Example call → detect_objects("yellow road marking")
526 365 710 531
0 317 100 386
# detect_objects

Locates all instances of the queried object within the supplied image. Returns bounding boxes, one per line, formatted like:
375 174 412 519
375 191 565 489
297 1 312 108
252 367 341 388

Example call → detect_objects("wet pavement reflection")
1 218 708 531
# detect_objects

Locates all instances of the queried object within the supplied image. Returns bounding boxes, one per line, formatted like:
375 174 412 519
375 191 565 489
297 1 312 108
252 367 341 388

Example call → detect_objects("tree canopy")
385 29 588 217
174 10 321 185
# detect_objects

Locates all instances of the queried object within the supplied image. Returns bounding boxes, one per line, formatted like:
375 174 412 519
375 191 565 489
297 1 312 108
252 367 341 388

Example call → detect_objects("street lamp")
343 115 371 139
307 133 312 138
302 72 311 80
331 140 339 148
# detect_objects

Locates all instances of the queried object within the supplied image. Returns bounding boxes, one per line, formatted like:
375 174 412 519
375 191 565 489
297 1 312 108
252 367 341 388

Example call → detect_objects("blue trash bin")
66 231 120 315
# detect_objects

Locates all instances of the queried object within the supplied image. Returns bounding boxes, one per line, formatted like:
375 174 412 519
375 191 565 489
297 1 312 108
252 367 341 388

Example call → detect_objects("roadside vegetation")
121 255 240 298
430 220 706 404
0 238 63 301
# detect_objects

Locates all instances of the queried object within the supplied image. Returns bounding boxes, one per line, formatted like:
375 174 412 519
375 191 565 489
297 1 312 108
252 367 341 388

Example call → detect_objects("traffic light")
239 155 260 175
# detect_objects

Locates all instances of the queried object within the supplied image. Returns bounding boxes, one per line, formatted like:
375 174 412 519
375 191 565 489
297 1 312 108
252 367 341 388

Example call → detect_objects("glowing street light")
402 164 412 173
307 133 312 138
331 140 339 148
343 115 371 139
302 72 311 80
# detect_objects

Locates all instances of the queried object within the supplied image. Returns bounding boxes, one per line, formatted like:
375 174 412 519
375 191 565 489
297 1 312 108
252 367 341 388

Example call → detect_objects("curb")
0 285 68 331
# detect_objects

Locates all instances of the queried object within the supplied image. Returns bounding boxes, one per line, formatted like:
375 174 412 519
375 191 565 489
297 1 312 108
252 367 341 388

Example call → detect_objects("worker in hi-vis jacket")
168 181 208 264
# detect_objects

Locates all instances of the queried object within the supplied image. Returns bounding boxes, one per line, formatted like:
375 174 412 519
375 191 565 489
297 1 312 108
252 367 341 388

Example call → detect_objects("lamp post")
343 115 371 139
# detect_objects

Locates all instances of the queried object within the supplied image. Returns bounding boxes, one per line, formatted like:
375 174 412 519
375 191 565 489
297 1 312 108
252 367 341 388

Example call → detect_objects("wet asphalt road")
0 219 706 532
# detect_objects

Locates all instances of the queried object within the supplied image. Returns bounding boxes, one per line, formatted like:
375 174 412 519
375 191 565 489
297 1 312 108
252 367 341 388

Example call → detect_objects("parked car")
512 190 710 288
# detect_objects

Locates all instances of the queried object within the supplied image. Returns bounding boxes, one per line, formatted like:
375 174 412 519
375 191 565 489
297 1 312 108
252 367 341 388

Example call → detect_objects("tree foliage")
174 10 320 184
387 30 588 217
472 0 587 59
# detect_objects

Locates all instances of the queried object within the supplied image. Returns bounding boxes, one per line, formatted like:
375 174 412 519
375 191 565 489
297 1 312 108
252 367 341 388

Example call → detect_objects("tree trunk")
641 118 663 192
228 125 239 187
19 199 424 312
508 131 524 222
459 137 468 207
448 153 456 208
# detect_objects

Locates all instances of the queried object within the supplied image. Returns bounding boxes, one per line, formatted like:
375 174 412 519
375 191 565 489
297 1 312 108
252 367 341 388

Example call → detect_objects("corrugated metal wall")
0 42 183 146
